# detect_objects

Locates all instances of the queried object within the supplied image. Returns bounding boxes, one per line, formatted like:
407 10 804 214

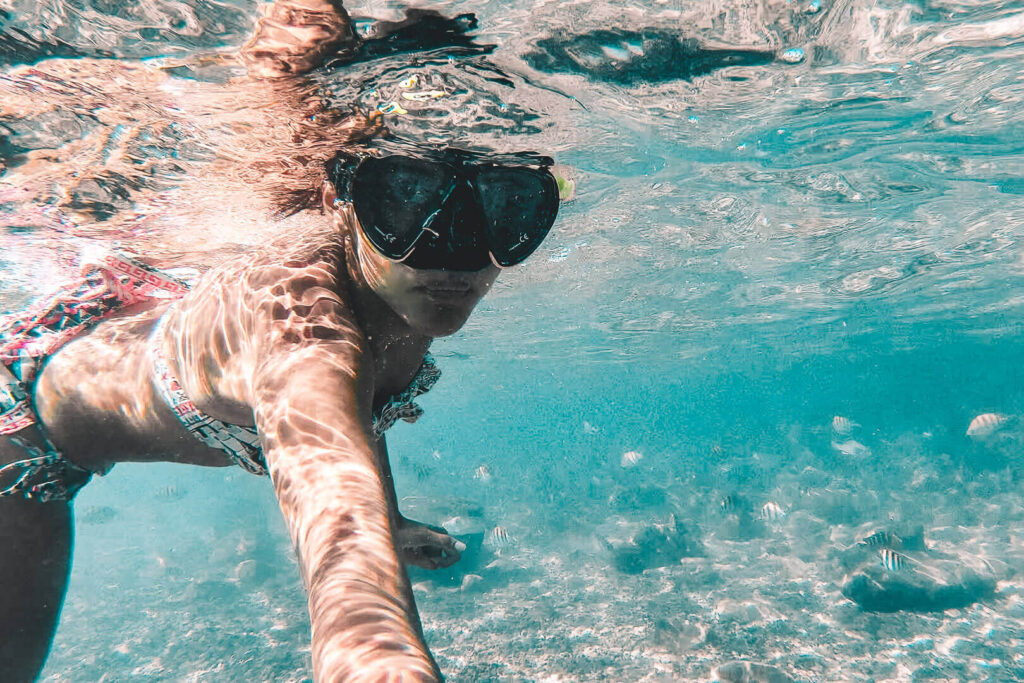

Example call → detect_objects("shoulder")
171 221 360 349
237 228 367 354
183 220 345 299
240 228 350 322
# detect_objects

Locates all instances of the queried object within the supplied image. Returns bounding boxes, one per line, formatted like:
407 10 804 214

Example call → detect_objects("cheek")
359 246 421 301
357 246 392 291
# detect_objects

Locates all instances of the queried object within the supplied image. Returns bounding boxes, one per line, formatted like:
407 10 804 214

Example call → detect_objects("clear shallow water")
2 0 1024 681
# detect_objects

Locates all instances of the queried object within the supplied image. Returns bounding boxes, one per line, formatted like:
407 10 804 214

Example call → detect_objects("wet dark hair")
269 108 383 218
273 186 324 219
272 151 358 218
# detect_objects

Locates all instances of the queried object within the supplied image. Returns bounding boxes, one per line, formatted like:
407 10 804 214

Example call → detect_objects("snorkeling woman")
0 1 561 680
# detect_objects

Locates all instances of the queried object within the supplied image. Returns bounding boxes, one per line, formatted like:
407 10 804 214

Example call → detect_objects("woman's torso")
29 235 430 475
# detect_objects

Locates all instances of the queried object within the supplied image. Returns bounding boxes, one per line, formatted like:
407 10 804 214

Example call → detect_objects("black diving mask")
328 146 560 271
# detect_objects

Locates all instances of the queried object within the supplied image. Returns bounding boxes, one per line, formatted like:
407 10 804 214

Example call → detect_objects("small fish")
720 494 745 514
155 485 186 502
760 501 786 521
473 464 491 481
401 89 447 102
399 75 419 88
860 530 903 550
582 421 599 434
966 413 1008 437
832 415 858 435
831 439 870 457
78 505 119 525
620 450 643 468
879 548 906 572
485 526 514 551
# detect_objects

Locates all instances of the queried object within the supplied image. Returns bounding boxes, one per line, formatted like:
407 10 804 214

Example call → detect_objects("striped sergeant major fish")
860 530 902 550
485 526 514 552
720 494 748 515
831 415 858 435
879 548 906 572
966 412 1008 437
760 501 786 522
620 450 643 468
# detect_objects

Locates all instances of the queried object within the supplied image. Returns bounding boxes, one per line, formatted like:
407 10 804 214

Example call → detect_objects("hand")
241 0 359 78
396 517 466 570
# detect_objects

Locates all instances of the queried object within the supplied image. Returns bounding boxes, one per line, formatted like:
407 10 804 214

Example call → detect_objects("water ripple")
1 0 1023 361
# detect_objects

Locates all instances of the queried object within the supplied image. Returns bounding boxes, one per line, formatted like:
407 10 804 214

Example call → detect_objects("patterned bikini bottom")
0 251 190 502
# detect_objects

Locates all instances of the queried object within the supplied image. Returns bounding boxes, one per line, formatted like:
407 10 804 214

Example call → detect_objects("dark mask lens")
351 156 455 260
403 182 491 272
474 167 559 267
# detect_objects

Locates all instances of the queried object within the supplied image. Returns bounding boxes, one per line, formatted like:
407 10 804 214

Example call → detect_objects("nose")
440 181 484 242
407 179 491 271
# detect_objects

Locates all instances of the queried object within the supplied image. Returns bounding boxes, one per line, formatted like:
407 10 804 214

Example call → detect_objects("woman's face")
353 222 500 337
326 187 499 337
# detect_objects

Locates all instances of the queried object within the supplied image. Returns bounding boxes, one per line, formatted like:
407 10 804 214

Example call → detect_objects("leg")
0 495 73 682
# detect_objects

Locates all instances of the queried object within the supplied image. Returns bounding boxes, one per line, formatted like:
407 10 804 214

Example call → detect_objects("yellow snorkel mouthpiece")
551 164 577 202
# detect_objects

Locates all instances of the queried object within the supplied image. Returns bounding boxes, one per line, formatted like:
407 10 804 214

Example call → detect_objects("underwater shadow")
523 28 777 84
325 9 496 69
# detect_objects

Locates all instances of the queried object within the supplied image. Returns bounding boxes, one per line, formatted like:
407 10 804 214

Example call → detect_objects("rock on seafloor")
715 660 795 683
841 549 997 612
598 513 703 574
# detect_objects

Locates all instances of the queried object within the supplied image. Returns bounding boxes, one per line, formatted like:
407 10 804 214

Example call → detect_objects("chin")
411 306 473 337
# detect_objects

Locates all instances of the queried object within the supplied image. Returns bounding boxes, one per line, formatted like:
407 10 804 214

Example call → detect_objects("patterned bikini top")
0 250 438 491
0 249 439 477
1 251 192 437
149 310 441 477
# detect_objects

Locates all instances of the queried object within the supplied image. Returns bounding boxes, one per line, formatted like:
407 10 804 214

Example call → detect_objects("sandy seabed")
40 429 1024 682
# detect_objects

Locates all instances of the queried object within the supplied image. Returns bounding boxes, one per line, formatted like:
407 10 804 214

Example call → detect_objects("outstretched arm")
241 0 359 78
247 264 439 682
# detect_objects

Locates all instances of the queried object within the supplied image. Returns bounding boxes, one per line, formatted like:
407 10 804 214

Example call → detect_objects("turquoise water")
3 0 1024 680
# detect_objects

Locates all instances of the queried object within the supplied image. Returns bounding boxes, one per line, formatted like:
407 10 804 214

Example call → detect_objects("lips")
421 282 474 303
427 285 471 293
424 287 473 299
419 277 472 292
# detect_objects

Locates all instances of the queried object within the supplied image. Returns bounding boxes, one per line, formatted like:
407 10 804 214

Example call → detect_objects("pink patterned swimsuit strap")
149 306 441 475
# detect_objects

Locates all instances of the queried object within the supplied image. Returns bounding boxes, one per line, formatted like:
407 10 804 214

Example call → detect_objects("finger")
406 547 439 570
435 542 462 568
438 535 465 556
416 542 457 569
